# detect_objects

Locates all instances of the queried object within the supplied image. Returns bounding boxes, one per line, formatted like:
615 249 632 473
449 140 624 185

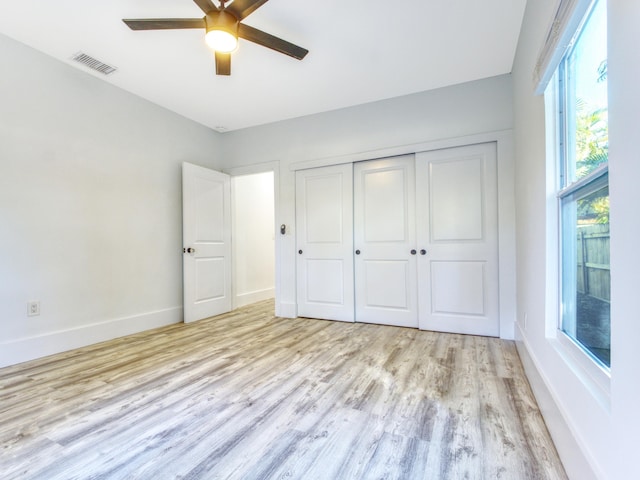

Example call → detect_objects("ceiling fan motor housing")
205 11 239 36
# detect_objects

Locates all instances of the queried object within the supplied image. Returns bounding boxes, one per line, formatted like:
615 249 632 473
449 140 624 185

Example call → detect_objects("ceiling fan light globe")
205 30 238 53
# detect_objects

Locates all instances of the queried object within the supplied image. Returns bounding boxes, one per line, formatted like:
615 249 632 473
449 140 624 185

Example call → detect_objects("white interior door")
416 143 499 336
182 162 232 323
354 156 418 328
296 164 354 322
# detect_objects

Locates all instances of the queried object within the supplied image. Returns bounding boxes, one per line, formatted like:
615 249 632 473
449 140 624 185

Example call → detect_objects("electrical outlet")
27 300 40 316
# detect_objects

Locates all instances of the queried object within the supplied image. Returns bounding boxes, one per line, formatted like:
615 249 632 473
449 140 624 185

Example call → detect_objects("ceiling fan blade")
193 0 219 14
226 0 269 20
238 23 308 60
123 18 205 30
215 52 231 75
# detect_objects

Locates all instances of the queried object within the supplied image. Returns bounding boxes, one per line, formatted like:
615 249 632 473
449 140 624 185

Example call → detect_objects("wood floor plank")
0 299 567 479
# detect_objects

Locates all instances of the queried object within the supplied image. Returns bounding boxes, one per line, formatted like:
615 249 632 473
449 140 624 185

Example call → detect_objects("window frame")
544 0 611 405
558 167 609 363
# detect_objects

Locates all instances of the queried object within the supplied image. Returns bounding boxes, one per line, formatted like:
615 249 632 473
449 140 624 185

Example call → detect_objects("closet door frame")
289 130 516 339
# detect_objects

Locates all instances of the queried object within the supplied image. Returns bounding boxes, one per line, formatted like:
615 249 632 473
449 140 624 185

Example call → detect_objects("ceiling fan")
122 0 308 76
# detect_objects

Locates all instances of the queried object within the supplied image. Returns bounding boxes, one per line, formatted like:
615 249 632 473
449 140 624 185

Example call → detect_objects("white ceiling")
0 0 526 132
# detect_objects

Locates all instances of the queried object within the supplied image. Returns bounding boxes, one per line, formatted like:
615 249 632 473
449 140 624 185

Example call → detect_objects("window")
557 0 609 368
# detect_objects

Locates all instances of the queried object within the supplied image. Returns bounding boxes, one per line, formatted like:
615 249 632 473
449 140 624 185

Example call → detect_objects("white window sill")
548 330 611 412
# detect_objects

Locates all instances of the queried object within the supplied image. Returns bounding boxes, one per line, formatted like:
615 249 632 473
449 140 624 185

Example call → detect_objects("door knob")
298 249 303 254
420 249 427 255
410 249 417 255
184 247 196 254
355 249 361 255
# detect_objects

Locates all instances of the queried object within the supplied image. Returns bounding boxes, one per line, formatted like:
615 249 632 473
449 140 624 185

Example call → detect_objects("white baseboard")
0 306 182 368
234 288 275 309
515 323 601 480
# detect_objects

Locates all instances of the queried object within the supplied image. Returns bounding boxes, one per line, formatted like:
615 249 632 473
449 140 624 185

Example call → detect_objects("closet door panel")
354 156 418 328
362 260 412 309
363 168 408 242
296 164 354 322
416 143 499 336
430 157 484 241
430 260 486 315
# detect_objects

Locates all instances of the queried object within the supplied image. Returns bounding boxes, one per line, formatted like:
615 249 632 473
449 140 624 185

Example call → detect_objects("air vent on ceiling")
71 52 117 75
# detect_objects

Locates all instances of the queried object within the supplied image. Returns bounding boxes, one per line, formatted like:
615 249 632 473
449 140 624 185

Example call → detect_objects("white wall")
219 75 515 319
0 34 221 367
608 3 640 479
512 1 639 479
232 172 275 308
607 0 640 479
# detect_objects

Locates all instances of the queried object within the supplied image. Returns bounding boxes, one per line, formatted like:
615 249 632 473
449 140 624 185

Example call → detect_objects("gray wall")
0 34 222 366
219 74 514 318
220 74 513 165
0 34 517 391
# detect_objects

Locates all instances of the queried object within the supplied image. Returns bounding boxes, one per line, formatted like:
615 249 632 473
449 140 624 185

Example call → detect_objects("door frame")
230 171 276 310
224 161 281 314
288 130 516 339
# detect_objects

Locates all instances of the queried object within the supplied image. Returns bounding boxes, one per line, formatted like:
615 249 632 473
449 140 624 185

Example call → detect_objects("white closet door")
296 164 354 322
354 156 418 328
416 143 499 336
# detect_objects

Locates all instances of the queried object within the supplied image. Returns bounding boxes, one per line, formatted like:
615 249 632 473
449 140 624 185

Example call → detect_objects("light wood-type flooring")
0 300 567 479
